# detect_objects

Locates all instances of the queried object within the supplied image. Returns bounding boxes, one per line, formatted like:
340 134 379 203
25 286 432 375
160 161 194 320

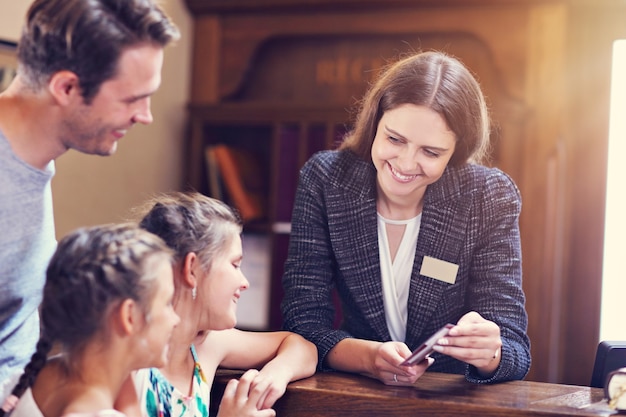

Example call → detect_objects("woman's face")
200 233 250 331
371 104 456 208
135 257 179 369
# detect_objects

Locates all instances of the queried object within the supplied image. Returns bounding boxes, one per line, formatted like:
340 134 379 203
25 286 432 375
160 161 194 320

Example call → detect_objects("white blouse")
377 212 422 342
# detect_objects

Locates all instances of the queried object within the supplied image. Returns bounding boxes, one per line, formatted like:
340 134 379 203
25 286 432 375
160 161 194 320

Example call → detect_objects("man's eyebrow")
124 92 153 102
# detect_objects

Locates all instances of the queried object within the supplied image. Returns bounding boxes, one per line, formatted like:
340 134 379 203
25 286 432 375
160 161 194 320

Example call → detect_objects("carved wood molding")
195 5 532 102
185 0 559 14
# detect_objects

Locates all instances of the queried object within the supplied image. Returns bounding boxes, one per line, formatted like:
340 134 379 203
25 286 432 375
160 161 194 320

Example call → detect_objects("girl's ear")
181 252 199 291
115 298 142 336
48 70 82 106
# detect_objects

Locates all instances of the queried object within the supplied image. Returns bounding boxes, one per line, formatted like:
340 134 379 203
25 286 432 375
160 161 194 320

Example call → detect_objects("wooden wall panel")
518 2 570 383
189 5 530 103
191 15 221 103
559 2 626 386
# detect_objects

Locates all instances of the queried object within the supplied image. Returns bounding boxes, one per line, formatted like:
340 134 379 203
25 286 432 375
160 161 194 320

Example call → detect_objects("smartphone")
400 323 454 366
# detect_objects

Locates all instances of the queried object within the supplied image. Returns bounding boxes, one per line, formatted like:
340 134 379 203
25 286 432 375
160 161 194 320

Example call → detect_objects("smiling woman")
281 50 530 387
0 40 17 92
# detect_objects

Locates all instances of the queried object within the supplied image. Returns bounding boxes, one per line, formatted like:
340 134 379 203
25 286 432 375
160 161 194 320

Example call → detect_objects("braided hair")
136 191 242 272
0 223 173 416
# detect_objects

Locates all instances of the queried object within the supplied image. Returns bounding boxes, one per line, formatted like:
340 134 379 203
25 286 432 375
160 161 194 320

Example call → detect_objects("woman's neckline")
377 212 421 225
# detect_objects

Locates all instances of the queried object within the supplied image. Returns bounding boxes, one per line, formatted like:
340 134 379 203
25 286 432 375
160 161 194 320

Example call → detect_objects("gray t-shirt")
0 129 56 395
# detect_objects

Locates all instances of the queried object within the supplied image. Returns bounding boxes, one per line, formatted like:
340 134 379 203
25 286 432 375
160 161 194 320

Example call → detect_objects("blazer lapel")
405 167 471 347
327 159 390 341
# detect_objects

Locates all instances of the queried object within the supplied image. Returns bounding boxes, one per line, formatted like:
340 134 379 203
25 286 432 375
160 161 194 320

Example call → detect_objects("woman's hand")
217 369 276 417
326 338 432 386
431 311 502 376
368 341 433 386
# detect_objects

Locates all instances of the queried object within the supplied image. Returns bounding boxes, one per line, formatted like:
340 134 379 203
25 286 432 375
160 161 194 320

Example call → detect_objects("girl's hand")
249 368 290 410
217 369 276 417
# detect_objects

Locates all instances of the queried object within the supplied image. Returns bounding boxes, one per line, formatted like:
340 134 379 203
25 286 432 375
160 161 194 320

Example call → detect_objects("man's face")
60 43 164 156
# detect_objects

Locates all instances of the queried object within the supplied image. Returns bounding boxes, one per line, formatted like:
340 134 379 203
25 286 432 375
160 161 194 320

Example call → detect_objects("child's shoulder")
62 411 126 417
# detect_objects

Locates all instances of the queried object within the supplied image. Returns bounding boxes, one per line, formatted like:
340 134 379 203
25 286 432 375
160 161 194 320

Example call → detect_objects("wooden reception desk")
211 370 618 416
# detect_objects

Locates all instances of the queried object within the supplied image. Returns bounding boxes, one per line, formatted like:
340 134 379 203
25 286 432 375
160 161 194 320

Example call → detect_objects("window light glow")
600 39 626 341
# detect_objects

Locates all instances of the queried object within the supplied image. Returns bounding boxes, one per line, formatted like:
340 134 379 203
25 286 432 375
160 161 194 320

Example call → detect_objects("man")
0 0 179 399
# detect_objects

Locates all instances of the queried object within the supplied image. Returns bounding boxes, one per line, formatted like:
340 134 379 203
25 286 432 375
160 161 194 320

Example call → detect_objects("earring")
191 287 197 300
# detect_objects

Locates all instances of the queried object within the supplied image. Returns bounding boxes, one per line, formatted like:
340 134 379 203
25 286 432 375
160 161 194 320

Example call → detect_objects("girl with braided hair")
116 192 317 417
1 223 180 417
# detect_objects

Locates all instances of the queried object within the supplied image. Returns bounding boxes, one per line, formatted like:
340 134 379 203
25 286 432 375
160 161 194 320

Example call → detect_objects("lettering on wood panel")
315 57 386 86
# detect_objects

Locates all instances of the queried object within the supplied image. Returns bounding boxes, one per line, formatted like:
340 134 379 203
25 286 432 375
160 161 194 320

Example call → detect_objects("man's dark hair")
17 0 180 102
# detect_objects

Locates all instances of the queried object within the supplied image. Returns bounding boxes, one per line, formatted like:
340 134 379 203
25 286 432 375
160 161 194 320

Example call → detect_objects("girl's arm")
204 329 317 409
209 329 316 379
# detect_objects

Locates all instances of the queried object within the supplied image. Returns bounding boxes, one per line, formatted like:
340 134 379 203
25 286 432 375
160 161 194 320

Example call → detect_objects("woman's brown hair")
340 50 490 167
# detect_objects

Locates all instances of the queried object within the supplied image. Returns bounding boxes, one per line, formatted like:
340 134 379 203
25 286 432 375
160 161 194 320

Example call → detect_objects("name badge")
420 256 459 284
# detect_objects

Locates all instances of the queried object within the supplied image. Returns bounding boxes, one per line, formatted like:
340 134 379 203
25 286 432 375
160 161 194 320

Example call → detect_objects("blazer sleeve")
280 154 353 370
464 168 531 383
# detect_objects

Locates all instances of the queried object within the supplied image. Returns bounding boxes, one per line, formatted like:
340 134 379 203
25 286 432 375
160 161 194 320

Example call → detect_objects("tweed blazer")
281 149 531 383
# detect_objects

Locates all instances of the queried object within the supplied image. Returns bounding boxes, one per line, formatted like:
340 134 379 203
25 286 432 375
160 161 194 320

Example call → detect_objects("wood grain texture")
211 370 616 417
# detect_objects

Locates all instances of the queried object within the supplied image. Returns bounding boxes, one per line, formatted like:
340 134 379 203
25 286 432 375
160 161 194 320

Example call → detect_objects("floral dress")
135 345 211 417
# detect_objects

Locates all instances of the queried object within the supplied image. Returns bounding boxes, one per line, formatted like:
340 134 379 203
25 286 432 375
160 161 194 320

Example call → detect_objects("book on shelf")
204 144 267 223
204 146 223 201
